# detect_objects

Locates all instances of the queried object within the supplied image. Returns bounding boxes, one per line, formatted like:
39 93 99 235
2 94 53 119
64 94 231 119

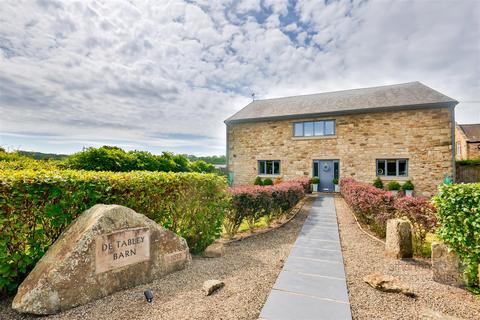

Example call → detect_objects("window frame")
293 120 336 137
376 159 409 177
258 160 281 175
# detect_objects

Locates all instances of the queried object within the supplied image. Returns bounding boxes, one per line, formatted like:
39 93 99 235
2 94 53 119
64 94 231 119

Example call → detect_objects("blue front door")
319 160 334 192
313 160 339 192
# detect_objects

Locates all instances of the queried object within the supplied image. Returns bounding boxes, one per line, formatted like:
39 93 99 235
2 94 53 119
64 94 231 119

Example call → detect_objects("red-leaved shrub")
225 180 305 237
340 178 395 236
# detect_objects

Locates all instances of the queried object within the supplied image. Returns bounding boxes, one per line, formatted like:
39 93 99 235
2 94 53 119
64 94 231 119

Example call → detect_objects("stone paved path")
260 195 352 320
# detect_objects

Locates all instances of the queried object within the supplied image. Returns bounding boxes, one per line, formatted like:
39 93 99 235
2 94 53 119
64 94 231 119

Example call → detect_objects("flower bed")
340 178 437 245
224 179 307 238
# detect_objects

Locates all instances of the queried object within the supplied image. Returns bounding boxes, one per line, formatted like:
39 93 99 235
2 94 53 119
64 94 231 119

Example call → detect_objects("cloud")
0 0 478 155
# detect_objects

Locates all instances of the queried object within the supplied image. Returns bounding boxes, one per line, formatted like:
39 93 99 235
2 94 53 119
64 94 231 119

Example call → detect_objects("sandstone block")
12 204 191 315
203 242 225 258
203 279 224 296
385 219 413 259
363 273 415 297
431 241 465 287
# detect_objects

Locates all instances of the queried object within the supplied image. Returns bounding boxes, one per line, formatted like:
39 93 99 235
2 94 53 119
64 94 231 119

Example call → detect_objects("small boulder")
203 279 224 296
203 242 225 258
363 273 415 297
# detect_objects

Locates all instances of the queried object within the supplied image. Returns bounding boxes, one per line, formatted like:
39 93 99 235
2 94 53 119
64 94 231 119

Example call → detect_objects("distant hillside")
17 150 68 160
185 155 226 165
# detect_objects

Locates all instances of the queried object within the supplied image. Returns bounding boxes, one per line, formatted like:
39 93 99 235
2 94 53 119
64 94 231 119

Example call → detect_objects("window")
456 142 461 155
293 120 335 137
376 159 408 177
258 160 280 175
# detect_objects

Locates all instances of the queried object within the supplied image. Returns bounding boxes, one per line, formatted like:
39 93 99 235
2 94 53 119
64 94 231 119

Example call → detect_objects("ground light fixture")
144 289 153 303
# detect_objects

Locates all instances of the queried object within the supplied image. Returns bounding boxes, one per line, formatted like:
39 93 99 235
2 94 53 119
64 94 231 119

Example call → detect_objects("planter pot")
390 190 399 196
311 184 318 192
405 190 413 197
334 184 339 192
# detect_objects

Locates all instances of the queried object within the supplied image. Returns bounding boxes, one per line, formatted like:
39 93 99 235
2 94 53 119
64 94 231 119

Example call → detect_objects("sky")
0 0 479 156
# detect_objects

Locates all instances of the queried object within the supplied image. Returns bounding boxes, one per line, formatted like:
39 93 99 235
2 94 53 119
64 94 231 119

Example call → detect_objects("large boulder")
385 218 413 259
12 204 191 315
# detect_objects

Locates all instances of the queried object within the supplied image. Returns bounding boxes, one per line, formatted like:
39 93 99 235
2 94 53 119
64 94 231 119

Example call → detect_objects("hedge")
340 178 437 247
433 183 480 287
224 180 306 238
0 169 229 294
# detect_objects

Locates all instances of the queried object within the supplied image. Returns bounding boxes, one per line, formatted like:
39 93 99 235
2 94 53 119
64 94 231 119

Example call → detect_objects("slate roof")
225 82 457 124
458 124 480 142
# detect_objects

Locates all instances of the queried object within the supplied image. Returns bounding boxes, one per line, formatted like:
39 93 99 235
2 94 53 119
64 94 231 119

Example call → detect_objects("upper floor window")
293 120 335 137
376 159 408 177
258 160 280 175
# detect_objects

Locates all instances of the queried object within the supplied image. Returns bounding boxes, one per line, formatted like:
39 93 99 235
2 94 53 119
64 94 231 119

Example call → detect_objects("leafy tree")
190 160 215 173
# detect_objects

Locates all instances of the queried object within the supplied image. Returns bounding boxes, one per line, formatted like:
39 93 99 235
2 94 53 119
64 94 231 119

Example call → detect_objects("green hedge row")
433 183 480 287
0 169 229 294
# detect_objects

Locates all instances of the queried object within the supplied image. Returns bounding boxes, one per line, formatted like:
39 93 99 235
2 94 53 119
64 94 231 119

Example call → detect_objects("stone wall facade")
455 125 468 160
455 125 480 160
227 107 454 197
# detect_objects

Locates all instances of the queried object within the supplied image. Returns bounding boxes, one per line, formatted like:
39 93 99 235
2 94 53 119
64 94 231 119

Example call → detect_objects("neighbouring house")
224 82 458 197
455 123 480 160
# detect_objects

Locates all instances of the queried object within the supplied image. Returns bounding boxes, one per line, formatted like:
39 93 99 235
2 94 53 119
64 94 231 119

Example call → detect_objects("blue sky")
0 0 479 155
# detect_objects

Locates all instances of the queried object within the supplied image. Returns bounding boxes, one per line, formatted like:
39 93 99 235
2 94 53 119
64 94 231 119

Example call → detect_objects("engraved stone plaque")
95 227 150 273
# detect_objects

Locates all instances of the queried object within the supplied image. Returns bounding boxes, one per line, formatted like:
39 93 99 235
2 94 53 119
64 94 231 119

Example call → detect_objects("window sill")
292 135 337 140
378 176 410 181
259 174 281 177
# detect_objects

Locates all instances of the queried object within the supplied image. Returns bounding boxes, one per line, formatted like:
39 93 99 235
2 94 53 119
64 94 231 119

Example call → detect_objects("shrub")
254 176 263 185
387 181 401 191
226 181 305 237
402 180 415 190
433 183 480 287
373 177 384 189
332 178 338 185
291 177 312 194
395 196 437 255
311 176 320 184
263 178 274 186
0 169 228 294
340 178 395 236
64 146 214 173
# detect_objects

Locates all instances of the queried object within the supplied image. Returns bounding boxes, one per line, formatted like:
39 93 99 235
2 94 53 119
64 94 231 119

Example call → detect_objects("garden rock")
363 273 415 297
385 218 413 259
203 242 225 258
12 204 191 315
431 241 465 287
203 279 224 296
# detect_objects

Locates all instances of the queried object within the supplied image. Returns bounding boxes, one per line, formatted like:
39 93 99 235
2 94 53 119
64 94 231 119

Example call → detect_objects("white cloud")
0 0 478 154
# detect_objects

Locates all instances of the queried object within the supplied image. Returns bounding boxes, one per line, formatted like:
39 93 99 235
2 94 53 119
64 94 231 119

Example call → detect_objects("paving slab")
260 195 352 320
260 290 352 320
283 256 345 279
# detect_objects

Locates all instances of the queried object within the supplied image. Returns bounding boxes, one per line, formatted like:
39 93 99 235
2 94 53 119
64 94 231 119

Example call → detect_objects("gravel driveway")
335 196 480 320
0 197 315 320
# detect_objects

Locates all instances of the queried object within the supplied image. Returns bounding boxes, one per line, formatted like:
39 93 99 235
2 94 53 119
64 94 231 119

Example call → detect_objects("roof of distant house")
225 81 458 124
458 123 480 142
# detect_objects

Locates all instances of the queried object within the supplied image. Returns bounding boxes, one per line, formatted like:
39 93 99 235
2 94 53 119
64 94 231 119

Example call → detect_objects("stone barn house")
225 82 458 197
455 123 480 160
